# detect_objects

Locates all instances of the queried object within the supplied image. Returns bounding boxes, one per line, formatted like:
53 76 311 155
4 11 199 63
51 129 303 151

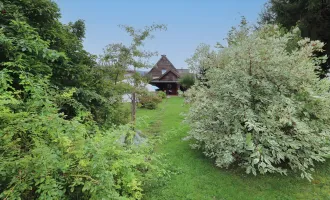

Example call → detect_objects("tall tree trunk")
131 92 136 124
114 71 119 85
131 67 137 125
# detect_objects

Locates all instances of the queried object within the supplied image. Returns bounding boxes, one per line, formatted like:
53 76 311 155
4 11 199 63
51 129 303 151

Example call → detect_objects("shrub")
143 101 157 109
178 90 188 98
185 24 330 180
157 91 167 99
179 73 195 91
138 92 162 110
0 73 170 200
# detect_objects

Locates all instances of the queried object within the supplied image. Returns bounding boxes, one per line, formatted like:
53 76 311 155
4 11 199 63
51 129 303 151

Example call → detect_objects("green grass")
137 97 330 200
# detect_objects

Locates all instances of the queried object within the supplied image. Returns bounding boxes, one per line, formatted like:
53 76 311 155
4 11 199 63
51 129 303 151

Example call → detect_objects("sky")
56 0 268 70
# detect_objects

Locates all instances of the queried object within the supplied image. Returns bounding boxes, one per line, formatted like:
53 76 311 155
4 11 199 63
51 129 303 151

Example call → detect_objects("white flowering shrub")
185 24 330 180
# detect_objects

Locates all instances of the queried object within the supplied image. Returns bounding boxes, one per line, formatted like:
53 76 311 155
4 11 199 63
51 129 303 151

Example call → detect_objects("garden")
1 0 330 199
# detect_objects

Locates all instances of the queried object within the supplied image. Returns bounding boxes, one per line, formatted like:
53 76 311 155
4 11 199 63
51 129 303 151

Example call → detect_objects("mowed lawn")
137 97 330 200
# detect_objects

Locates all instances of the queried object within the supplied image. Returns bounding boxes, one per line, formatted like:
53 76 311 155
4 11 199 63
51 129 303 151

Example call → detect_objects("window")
162 69 166 74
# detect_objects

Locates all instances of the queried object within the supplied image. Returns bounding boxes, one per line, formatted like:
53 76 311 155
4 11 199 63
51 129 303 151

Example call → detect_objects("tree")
260 0 330 78
0 0 129 127
101 24 166 124
69 19 86 40
186 21 330 180
179 73 195 92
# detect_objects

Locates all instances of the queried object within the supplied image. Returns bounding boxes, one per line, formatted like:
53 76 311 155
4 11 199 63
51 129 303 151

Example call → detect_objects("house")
147 55 189 95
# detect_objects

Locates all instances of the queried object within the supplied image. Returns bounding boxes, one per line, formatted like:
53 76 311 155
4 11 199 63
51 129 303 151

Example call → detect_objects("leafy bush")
179 73 195 91
138 92 162 110
178 90 188 98
0 19 168 199
144 101 157 109
0 82 166 199
157 91 167 99
185 23 330 180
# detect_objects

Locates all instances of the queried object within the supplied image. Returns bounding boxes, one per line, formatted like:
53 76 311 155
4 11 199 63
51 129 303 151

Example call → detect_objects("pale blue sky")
56 0 267 69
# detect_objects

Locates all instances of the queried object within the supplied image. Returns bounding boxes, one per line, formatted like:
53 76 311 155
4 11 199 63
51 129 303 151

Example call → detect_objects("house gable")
159 70 179 81
156 55 177 71
148 55 178 79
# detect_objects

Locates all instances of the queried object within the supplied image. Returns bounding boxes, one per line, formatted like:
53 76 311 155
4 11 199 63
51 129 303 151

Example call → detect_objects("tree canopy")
179 73 195 91
261 0 330 78
0 0 132 126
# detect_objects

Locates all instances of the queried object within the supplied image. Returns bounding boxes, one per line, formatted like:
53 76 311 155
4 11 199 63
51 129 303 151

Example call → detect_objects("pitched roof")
153 55 178 72
147 55 192 84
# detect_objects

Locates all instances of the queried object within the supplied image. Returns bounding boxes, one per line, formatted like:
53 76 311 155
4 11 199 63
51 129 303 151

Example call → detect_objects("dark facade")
147 55 189 95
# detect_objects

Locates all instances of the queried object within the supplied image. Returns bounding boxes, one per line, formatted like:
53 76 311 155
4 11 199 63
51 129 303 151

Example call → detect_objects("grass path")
137 97 330 200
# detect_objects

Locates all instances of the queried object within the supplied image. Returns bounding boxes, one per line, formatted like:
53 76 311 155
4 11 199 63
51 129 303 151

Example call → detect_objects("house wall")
154 83 179 95
147 55 183 95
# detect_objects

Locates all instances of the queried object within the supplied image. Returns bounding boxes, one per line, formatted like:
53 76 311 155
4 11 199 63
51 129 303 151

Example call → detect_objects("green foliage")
0 0 128 127
138 92 162 110
0 2 168 199
186 22 330 180
157 91 167 99
69 19 86 40
185 44 214 86
100 24 167 122
179 73 195 91
260 0 330 78
0 84 166 199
